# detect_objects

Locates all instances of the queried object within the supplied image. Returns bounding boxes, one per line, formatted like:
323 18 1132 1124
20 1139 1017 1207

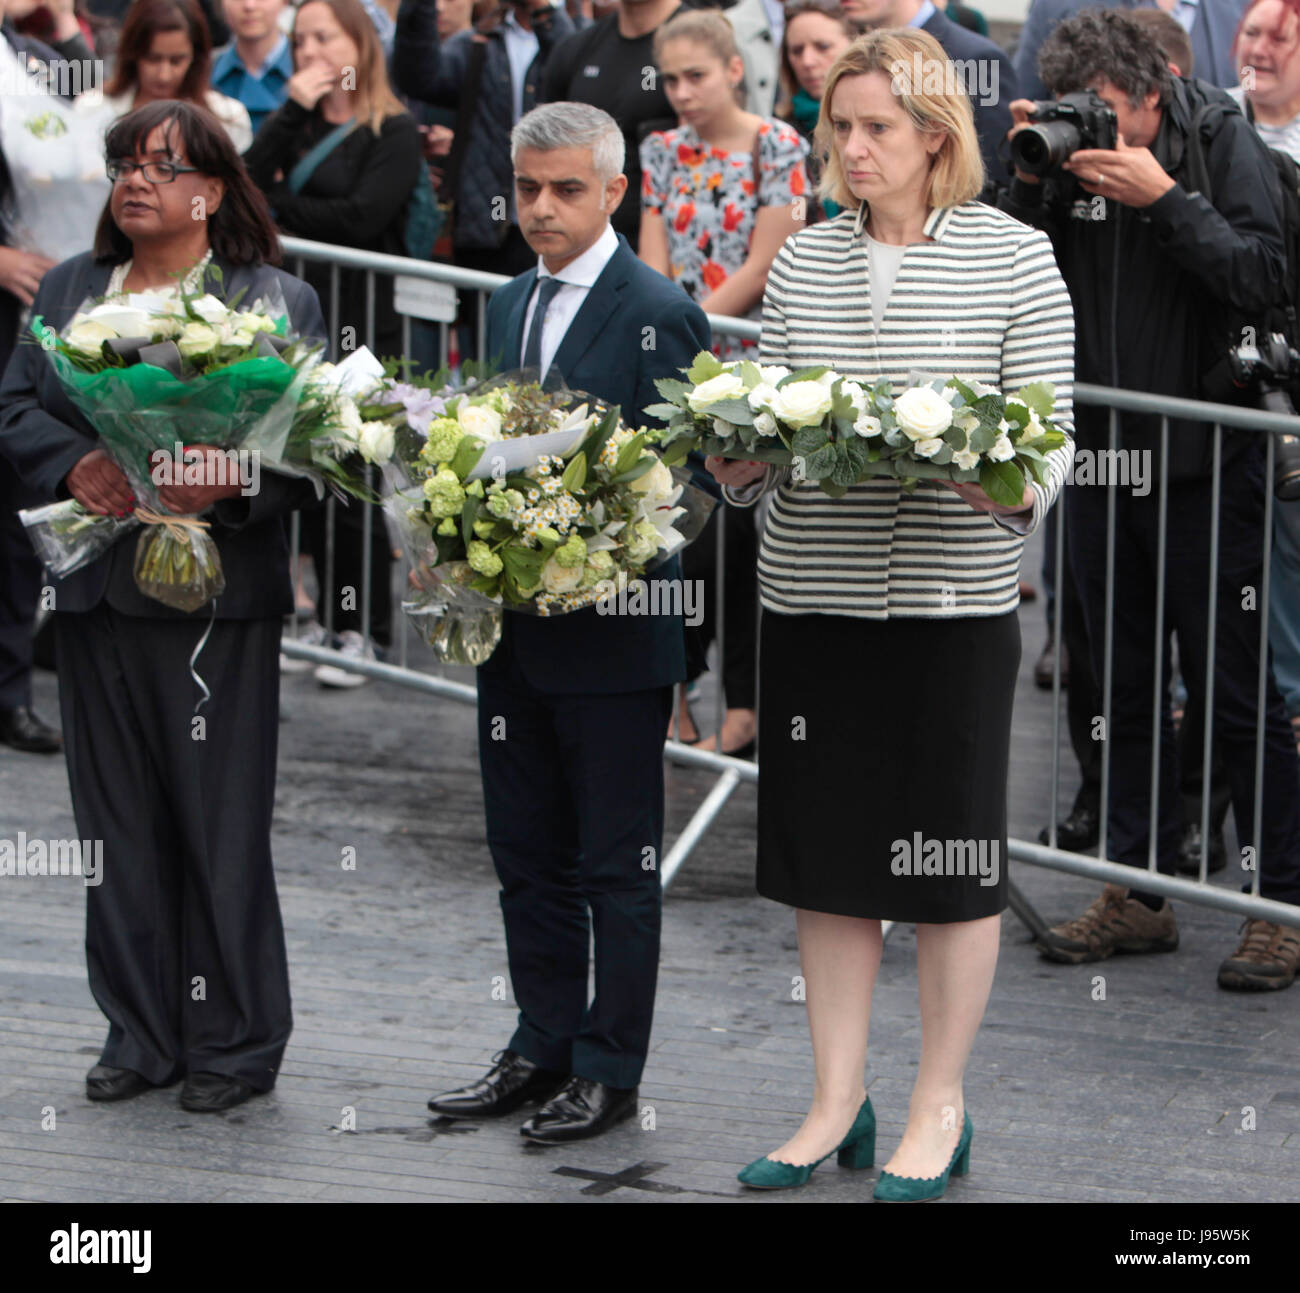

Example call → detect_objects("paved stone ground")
2 523 1298 1205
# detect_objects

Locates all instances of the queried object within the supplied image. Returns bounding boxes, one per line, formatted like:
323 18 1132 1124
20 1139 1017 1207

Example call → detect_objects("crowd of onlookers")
3 0 1300 820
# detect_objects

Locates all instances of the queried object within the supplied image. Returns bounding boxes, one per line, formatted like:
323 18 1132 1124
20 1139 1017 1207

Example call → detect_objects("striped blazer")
729 200 1076 620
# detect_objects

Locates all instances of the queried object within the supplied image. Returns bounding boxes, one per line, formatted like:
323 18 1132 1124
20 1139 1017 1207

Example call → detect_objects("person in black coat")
423 102 711 1144
0 15 95 754
0 100 325 1111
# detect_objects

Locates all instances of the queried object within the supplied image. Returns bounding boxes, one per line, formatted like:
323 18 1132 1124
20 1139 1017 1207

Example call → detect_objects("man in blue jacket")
424 102 711 1143
1014 0 1247 100
841 0 1021 198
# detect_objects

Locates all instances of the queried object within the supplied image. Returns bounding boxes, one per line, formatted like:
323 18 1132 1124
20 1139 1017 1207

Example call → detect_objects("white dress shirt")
519 222 620 381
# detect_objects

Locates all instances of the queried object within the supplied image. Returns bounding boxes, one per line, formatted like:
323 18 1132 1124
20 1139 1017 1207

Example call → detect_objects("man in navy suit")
1014 0 1246 101
425 102 711 1143
841 0 1021 198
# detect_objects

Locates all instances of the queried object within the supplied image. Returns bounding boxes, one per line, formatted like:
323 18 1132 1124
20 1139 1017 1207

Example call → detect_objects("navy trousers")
55 605 292 1089
477 653 671 1089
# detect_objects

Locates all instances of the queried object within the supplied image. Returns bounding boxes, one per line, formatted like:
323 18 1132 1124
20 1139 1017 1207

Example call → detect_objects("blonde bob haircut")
816 29 985 212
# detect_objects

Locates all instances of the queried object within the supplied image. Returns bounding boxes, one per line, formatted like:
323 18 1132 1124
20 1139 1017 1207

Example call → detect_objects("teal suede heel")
738 1098 875 1189
872 1111 972 1203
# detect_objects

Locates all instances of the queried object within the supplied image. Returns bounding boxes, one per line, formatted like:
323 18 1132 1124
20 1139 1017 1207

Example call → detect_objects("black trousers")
681 500 758 709
476 658 671 1089
1067 446 1300 903
0 457 43 709
300 495 393 647
55 605 292 1089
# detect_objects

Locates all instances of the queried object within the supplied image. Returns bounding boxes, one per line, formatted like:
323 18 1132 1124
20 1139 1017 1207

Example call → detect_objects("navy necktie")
522 276 563 371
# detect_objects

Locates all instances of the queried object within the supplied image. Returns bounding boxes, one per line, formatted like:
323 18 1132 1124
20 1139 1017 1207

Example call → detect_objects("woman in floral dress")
639 6 809 363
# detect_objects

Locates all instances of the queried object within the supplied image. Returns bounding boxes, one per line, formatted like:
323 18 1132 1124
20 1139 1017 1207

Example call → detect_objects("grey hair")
510 102 626 183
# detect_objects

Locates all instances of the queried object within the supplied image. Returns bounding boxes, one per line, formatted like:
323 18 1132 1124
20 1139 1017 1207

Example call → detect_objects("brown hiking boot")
1217 919 1300 991
1037 884 1179 964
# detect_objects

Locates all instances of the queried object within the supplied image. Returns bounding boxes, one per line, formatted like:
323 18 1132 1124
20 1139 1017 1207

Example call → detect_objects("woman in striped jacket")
712 28 1075 1200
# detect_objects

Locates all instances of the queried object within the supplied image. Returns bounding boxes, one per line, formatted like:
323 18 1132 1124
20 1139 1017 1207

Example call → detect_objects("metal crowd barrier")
276 236 1300 932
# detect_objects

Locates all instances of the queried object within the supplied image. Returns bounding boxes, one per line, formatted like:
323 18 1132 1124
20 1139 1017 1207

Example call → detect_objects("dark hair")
1037 8 1174 108
94 99 282 266
1128 8 1194 76
778 0 857 111
106 0 213 102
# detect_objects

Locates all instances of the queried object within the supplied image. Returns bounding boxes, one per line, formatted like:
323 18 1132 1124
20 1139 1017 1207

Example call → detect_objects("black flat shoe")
0 705 61 753
520 1076 638 1144
180 1072 261 1112
1038 803 1099 851
427 1049 567 1118
86 1063 154 1102
1175 822 1227 875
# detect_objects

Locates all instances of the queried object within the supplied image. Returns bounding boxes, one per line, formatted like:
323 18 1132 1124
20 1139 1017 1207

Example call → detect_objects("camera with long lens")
1226 332 1300 499
1010 91 1118 179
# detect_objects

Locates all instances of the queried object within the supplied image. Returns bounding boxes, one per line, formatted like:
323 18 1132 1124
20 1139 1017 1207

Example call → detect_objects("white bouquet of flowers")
646 351 1066 505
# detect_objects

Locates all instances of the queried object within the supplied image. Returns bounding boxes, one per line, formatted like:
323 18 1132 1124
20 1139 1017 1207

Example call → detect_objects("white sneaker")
313 629 374 688
280 620 330 673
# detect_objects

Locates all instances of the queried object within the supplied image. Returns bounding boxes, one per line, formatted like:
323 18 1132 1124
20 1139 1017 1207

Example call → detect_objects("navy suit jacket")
481 233 711 695
0 252 326 619
1014 0 1245 100
921 9 1020 195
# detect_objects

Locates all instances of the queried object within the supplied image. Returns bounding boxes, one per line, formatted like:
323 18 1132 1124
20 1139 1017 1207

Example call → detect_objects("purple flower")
387 381 448 435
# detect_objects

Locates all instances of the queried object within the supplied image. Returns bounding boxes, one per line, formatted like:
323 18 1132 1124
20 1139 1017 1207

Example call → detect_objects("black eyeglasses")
106 159 201 184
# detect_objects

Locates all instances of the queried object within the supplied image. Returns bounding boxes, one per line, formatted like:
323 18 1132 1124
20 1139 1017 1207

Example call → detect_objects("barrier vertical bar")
1098 410 1118 866
1253 432 1276 897
1149 417 1169 876
1199 426 1223 883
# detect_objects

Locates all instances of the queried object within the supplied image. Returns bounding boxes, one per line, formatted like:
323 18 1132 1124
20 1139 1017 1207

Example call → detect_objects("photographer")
999 8 1300 990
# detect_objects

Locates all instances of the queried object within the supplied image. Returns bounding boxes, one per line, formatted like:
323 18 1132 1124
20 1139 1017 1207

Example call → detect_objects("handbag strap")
751 123 764 203
287 118 360 195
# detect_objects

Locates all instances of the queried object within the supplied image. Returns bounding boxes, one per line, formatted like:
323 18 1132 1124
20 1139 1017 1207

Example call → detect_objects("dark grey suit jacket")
0 251 326 619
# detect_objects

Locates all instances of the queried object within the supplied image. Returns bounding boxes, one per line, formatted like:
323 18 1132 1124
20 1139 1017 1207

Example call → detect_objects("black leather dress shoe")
427 1049 566 1118
520 1076 638 1144
0 705 61 753
1176 822 1227 875
86 1063 154 1102
179 1072 261 1112
1038 803 1099 852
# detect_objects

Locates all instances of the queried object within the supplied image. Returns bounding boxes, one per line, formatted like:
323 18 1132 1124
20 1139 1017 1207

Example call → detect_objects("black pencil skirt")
756 609 1019 923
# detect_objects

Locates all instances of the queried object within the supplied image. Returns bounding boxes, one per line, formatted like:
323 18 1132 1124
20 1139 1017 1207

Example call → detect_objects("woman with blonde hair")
711 28 1075 1199
244 0 423 680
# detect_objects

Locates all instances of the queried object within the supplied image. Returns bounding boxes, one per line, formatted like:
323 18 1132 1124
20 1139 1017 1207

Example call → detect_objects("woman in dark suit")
0 99 325 1113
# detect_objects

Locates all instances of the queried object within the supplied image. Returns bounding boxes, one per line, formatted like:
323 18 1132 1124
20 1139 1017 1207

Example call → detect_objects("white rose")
913 437 945 458
747 381 779 411
712 417 737 438
989 435 1016 462
64 318 117 356
458 403 503 442
687 371 747 411
176 321 220 359
219 319 256 347
358 419 396 465
853 412 883 438
816 371 836 387
336 398 364 445
952 446 980 470
189 294 228 324
540 556 584 594
759 364 791 385
82 302 151 335
769 379 833 429
237 311 277 334
149 313 184 340
841 380 867 413
894 387 954 442
754 411 778 437
629 458 675 497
